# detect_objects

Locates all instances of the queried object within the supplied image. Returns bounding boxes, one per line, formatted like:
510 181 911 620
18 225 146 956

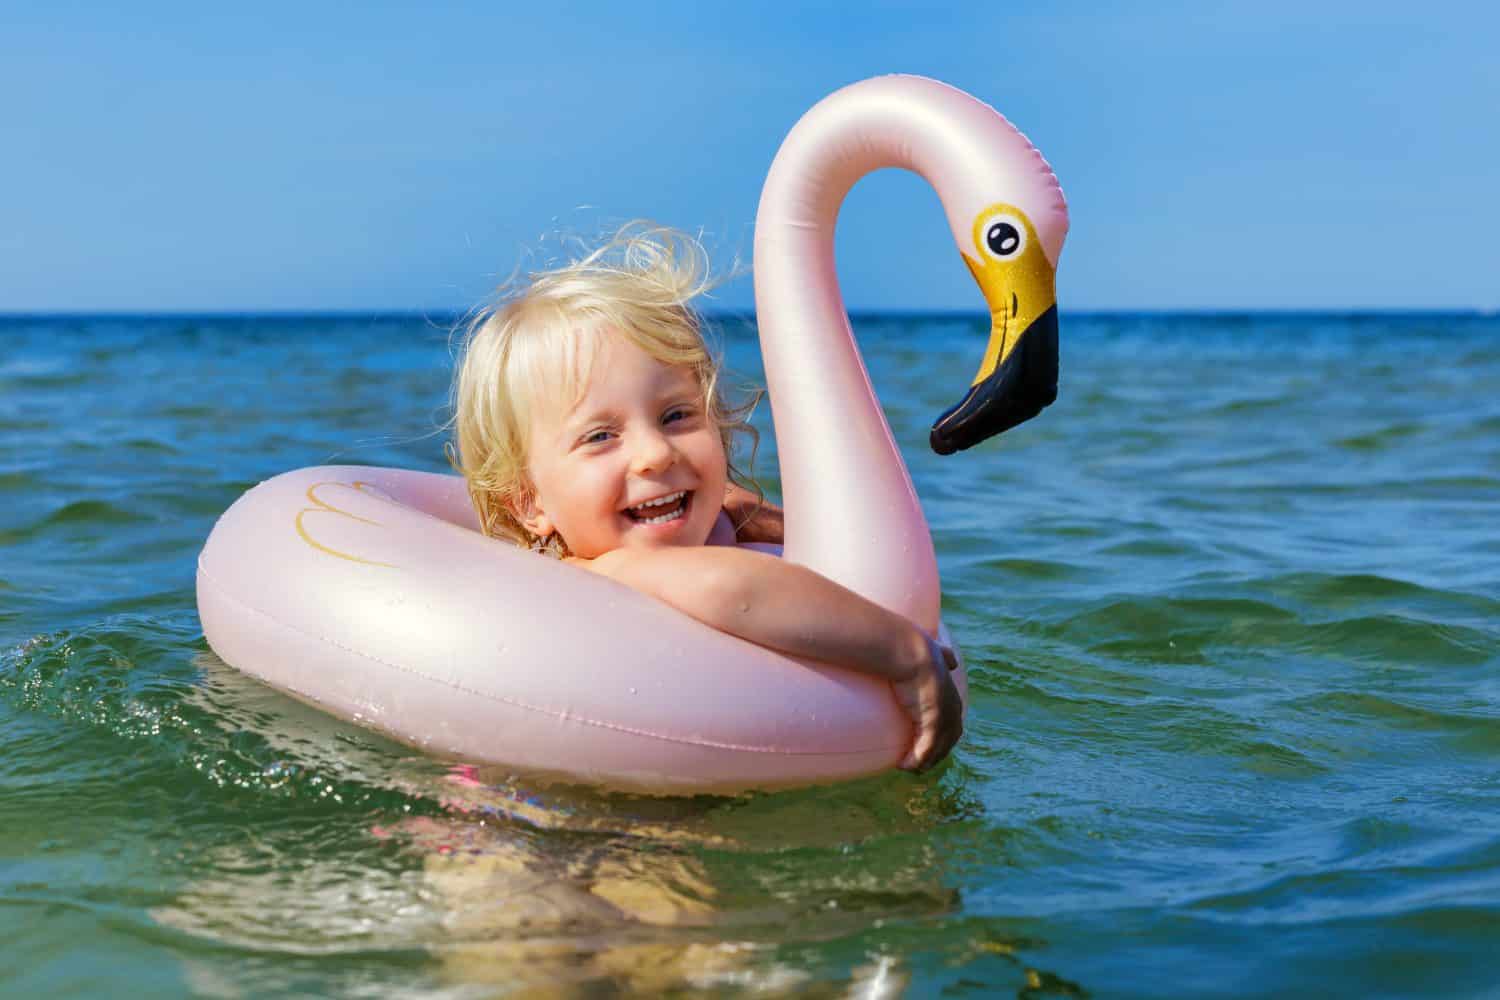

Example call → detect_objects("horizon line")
2 306 1495 322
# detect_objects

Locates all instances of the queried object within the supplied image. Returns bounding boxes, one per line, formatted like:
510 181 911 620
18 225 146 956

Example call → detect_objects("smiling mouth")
623 490 690 525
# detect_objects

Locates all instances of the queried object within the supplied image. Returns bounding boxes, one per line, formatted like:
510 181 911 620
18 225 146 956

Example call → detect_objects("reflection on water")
146 654 974 995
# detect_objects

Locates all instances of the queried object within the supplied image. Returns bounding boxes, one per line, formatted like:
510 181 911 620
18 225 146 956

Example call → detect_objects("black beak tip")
928 305 1059 455
929 427 961 456
929 385 1054 455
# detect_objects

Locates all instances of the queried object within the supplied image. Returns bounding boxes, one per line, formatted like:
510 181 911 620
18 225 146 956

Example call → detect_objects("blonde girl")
453 225 960 770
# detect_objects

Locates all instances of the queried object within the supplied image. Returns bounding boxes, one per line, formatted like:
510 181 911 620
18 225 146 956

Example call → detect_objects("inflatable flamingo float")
196 75 1068 794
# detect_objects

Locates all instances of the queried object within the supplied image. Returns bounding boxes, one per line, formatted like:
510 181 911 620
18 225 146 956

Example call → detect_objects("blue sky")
5 2 1496 312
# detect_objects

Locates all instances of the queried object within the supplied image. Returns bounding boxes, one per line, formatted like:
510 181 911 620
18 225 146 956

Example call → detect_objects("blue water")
2 312 1498 997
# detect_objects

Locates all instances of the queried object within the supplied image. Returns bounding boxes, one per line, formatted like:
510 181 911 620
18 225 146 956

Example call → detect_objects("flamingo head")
929 202 1059 455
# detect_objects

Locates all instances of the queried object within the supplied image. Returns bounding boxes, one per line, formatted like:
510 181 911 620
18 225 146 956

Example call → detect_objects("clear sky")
5 2 1496 313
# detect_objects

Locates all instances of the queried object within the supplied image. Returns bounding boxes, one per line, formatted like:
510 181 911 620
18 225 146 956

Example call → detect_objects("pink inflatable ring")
197 76 1068 794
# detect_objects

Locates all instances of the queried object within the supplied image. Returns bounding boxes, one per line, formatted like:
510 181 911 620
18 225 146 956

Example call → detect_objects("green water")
2 313 1497 997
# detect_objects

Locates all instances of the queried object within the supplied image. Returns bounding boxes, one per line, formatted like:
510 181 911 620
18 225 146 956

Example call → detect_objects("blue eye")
663 408 686 424
583 429 612 445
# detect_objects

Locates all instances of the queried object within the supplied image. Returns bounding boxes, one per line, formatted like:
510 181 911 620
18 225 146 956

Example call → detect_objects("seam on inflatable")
196 561 899 757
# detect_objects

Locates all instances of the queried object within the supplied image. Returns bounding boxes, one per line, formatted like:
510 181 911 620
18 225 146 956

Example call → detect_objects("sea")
2 312 1497 998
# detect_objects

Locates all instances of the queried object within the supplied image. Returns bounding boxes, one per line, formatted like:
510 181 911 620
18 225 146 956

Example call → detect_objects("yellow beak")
930 204 1060 455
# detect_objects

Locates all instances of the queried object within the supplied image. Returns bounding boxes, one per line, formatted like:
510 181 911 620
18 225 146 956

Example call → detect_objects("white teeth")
628 491 685 512
626 491 687 525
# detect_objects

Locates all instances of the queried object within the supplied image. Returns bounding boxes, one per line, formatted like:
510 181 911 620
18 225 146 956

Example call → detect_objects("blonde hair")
451 223 758 550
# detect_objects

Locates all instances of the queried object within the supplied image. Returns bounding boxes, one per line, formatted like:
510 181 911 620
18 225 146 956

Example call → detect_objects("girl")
452 225 961 772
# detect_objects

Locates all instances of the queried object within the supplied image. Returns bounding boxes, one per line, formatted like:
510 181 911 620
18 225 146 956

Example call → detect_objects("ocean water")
1 312 1497 998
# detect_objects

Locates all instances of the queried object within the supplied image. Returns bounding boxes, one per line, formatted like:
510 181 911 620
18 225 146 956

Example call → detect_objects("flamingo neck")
751 84 968 631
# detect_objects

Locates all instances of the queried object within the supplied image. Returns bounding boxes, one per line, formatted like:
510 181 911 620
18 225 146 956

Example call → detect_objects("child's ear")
512 490 554 540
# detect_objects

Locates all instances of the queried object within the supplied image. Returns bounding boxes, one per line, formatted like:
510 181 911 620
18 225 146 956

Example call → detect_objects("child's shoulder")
705 507 737 547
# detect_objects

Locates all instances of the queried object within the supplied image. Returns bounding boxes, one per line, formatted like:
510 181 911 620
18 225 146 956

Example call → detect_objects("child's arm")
582 545 963 771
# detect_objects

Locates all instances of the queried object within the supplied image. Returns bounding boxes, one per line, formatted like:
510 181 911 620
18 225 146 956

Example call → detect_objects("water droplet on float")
629 687 637 695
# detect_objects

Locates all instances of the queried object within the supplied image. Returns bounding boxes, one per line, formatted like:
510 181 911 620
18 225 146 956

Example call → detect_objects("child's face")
519 330 728 559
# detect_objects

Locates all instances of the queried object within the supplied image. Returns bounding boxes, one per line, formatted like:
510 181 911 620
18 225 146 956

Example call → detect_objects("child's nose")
629 429 676 475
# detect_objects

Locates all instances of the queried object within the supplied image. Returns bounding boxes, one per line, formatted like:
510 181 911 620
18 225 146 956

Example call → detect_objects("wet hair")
450 222 758 551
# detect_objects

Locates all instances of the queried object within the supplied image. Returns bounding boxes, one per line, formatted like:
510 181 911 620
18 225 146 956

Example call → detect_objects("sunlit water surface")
2 313 1497 997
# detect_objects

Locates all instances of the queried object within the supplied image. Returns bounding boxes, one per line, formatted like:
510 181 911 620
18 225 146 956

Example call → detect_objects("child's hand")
892 633 963 773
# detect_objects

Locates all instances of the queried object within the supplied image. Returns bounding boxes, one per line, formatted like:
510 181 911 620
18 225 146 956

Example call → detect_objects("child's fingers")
911 713 962 773
900 724 935 771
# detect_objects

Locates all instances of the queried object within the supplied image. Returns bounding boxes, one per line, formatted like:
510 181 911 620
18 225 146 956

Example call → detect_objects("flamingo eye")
981 213 1026 260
